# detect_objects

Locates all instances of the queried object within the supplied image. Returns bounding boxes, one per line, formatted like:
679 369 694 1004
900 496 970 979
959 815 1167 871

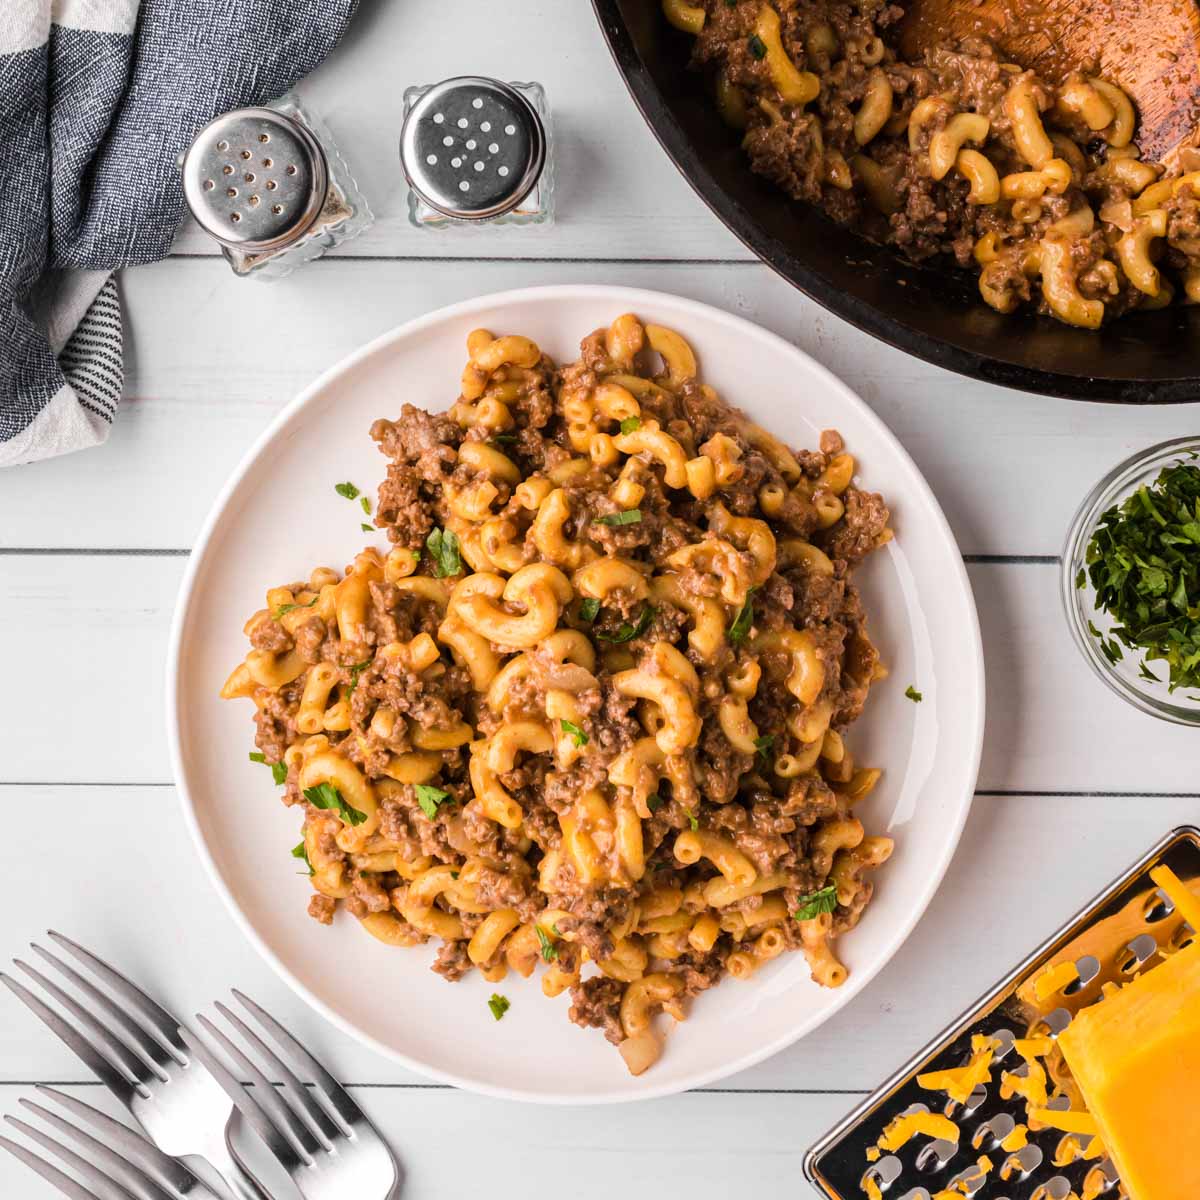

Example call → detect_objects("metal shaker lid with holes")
400 77 546 220
181 108 329 250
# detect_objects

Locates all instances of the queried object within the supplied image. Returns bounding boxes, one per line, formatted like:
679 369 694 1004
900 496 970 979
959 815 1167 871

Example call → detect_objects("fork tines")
180 990 361 1173
0 932 187 1104
0 1085 209 1200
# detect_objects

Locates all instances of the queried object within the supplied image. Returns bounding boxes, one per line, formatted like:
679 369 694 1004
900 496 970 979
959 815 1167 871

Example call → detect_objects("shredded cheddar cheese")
862 1176 882 1200
916 1034 998 1103
1000 1123 1029 1151
1030 1108 1099 1136
1000 1059 1049 1108
876 1111 960 1152
1033 960 1080 1002
864 1147 880 1163
1150 864 1200 934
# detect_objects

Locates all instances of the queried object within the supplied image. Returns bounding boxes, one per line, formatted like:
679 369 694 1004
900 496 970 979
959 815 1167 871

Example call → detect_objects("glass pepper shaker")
180 94 372 278
400 77 553 228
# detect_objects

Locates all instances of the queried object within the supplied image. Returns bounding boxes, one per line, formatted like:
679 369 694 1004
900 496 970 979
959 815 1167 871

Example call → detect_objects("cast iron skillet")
592 0 1200 402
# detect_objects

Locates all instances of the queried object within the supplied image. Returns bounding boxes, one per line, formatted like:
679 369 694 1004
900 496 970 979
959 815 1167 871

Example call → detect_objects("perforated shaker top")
400 77 546 220
182 108 329 249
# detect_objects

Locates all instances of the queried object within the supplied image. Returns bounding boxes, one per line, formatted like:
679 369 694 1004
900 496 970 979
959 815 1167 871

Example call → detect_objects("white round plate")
168 285 984 1104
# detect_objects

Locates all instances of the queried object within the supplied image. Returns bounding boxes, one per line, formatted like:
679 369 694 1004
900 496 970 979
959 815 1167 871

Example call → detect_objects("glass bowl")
1062 436 1200 726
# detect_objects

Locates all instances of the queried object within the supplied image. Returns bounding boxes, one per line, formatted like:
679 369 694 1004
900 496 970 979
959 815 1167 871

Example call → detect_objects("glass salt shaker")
180 95 372 278
400 77 553 228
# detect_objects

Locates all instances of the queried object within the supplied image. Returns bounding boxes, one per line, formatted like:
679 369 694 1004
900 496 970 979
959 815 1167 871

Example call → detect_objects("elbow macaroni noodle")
666 0 1200 327
224 314 894 1074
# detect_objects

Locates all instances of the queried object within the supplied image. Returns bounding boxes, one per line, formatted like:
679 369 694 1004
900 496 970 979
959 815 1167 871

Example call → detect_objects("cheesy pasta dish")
223 315 894 1074
665 0 1200 328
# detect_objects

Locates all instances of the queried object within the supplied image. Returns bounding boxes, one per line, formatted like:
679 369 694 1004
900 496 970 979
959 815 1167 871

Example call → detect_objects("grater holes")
498 165 510 177
1169 921 1195 952
286 164 297 175
263 157 273 167
1119 933 1157 973
1083 1162 1120 1196
474 161 484 171
217 140 230 151
504 123 516 135
472 97 484 109
458 181 470 193
451 157 463 168
971 1112 1015 1151
1062 954 1100 995
244 173 255 183
897 1192 933 1200
230 212 241 223
249 195 260 207
203 180 215 191
999 1143 1043 1183
223 165 234 175
426 154 438 165
466 139 477 149
1144 887 1174 922
266 179 278 191
443 136 454 147
433 112 444 124
946 1162 989 1196
272 204 285 214
914 1138 958 1173
481 121 491 131
259 132 270 143
226 187 238 198
240 149 252 160
866 1156 903 1188
1037 1007 1071 1037
488 142 500 153
990 1027 1016 1059
1030 1176 1073 1200
457 117 468 128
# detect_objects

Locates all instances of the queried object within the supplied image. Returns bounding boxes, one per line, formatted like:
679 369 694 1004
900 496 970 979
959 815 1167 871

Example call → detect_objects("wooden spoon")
899 0 1200 168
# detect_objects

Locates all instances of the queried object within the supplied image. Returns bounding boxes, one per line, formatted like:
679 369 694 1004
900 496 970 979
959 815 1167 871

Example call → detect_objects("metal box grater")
804 825 1200 1200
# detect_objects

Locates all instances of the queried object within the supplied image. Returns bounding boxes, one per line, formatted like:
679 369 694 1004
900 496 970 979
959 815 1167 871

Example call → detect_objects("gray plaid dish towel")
0 0 358 467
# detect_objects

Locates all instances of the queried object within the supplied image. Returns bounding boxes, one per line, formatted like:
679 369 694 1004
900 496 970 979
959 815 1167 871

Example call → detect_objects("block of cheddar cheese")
1058 939 1200 1200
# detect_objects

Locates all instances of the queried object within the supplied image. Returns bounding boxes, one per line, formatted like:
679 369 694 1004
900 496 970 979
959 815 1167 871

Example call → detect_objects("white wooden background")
2 2 1199 1196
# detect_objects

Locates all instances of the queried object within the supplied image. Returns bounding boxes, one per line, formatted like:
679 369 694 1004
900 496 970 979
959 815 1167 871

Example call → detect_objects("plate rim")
166 283 985 1105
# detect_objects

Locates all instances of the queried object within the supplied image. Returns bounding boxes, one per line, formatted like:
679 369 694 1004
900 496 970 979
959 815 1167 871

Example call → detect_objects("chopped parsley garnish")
250 752 286 786
1083 461 1200 691
560 719 589 747
595 509 643 527
646 793 664 813
344 659 373 697
619 416 642 435
291 842 314 877
488 993 510 1021
748 33 768 59
426 527 462 578
687 811 699 831
414 783 452 820
753 734 774 762
904 685 923 703
334 481 360 501
578 597 601 622
536 926 558 963
360 522 375 533
793 885 838 921
728 590 756 644
359 495 371 515
490 433 519 445
303 782 368 827
273 596 317 619
598 605 654 644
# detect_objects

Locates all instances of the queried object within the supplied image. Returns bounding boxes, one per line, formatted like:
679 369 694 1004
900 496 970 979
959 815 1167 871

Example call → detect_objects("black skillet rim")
591 0 1200 404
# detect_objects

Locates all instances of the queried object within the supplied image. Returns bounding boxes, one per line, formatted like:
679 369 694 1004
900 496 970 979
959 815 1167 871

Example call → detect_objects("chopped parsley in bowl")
1064 439 1200 725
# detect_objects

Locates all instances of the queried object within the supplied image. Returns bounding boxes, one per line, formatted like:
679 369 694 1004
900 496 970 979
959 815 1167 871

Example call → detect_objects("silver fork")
180 990 402 1200
0 1084 223 1200
0 933 270 1200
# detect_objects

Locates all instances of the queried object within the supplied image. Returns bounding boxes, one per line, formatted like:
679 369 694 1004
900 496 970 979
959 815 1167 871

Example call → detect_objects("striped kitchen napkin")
0 0 358 468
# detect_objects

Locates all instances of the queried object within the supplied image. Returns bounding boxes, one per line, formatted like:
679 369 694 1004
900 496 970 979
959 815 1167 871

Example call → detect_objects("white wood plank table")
2 3 1198 1196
